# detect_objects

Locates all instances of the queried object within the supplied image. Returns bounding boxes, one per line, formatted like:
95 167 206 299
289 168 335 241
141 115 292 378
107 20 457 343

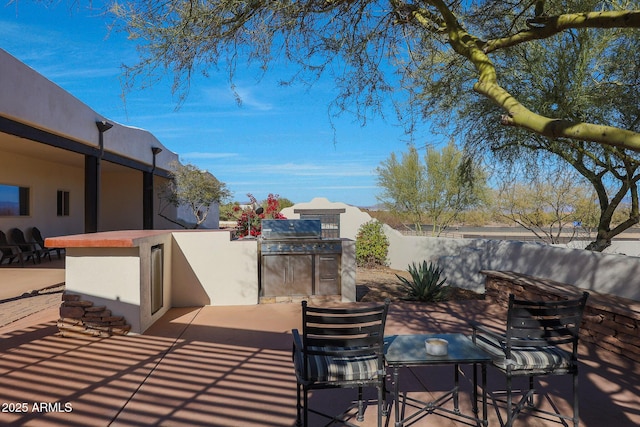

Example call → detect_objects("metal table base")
384 333 490 427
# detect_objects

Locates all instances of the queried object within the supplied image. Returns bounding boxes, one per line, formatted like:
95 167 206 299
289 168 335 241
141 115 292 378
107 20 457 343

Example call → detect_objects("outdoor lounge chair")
0 230 36 266
9 228 45 263
31 227 63 260
292 300 390 427
471 292 589 427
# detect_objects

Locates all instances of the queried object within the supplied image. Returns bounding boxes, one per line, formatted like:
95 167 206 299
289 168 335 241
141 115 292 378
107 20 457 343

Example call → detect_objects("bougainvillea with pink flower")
235 193 286 238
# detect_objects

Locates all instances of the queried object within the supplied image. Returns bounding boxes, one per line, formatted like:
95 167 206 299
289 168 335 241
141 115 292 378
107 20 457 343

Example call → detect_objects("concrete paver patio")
0 262 639 426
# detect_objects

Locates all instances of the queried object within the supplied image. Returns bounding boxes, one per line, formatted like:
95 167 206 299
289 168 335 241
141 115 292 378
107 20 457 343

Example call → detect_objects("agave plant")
396 261 451 302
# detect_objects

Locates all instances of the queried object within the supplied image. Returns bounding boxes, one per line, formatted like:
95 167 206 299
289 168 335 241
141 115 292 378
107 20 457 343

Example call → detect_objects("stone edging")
58 292 131 337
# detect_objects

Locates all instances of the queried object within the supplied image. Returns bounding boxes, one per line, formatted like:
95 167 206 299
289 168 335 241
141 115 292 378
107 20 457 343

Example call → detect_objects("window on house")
0 184 30 216
57 190 70 216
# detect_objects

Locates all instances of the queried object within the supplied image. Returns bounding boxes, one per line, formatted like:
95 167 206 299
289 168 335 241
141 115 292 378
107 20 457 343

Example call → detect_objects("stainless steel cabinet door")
261 254 313 296
315 254 341 295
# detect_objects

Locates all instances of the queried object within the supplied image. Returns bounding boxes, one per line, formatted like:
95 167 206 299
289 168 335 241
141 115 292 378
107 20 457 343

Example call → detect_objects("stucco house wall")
0 146 85 236
0 48 220 235
101 168 144 231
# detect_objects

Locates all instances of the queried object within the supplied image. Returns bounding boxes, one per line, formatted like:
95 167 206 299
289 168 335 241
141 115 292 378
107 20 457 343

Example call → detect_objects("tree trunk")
584 238 611 252
585 214 639 251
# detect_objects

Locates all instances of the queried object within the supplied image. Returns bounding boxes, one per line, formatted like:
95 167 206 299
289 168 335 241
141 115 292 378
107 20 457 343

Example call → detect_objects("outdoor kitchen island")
47 227 355 334
258 219 356 303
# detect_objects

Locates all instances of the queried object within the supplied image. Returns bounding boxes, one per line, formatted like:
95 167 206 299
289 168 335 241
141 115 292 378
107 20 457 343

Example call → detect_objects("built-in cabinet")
261 254 313 296
315 254 341 295
260 253 341 297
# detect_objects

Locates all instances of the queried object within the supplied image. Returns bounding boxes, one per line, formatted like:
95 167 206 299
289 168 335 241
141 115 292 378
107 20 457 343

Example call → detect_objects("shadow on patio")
0 301 638 426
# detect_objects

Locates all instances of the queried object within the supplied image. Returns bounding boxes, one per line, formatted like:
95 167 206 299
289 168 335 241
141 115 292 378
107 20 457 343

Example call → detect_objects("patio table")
384 333 491 427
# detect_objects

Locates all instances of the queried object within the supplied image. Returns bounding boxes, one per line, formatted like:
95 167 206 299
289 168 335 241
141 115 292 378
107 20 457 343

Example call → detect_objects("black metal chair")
31 227 63 260
292 300 390 427
0 230 36 266
9 228 45 262
471 292 589 427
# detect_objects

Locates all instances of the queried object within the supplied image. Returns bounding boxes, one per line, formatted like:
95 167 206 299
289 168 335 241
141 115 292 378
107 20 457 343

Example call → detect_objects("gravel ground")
356 266 483 302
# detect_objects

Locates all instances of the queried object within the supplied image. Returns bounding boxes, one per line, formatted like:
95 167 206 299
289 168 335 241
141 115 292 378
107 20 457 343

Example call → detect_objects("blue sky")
1 1 441 207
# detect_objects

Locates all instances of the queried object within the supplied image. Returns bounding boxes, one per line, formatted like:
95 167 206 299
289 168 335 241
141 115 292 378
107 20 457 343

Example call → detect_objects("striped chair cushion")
473 334 573 373
295 346 381 383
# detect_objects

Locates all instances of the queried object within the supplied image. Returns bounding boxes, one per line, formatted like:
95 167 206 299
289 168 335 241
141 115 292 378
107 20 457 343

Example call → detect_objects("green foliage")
376 146 427 231
219 202 240 221
397 261 450 302
376 142 488 235
272 197 294 211
355 221 389 268
159 162 231 228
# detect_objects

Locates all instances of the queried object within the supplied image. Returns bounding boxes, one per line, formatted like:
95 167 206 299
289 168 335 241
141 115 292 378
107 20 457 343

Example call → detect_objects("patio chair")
292 300 390 427
471 292 589 427
1 230 37 266
31 227 63 259
9 228 44 263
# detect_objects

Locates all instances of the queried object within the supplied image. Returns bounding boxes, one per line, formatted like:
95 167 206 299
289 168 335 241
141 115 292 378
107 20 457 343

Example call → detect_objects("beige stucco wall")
0 147 180 236
65 247 145 332
385 225 640 301
137 233 174 333
101 168 143 231
171 231 259 306
0 148 84 237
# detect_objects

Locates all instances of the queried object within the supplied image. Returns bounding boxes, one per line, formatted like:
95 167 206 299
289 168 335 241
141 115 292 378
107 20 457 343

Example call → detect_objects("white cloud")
202 82 276 112
232 86 274 111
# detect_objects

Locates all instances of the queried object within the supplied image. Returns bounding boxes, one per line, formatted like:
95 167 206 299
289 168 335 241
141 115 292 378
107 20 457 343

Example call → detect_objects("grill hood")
261 219 322 240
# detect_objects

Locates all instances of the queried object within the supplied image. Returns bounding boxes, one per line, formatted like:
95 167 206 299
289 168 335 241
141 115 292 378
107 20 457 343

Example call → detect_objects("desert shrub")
396 261 451 302
355 221 389 267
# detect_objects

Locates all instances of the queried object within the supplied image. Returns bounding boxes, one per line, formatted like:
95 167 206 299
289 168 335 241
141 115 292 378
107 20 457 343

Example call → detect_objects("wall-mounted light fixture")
96 120 113 158
151 147 162 171
96 120 113 133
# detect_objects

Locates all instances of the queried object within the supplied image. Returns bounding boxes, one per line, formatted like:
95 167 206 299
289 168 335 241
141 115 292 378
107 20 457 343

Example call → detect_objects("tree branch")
483 11 640 53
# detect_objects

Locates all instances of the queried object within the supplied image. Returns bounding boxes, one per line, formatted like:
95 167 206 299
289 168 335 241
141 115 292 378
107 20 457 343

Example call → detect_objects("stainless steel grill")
261 219 323 240
259 219 342 300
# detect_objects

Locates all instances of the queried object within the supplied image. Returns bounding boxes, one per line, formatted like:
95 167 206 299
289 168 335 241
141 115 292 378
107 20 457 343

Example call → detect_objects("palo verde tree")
159 162 231 228
376 145 427 232
376 141 487 235
495 167 598 244
423 141 488 235
453 5 640 251
111 1 640 149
